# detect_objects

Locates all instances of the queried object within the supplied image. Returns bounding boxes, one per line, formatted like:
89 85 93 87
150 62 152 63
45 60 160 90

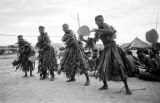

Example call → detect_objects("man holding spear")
92 15 134 95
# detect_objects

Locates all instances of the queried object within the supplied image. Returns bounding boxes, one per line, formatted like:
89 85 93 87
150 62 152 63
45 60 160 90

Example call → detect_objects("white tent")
128 37 149 49
120 37 150 50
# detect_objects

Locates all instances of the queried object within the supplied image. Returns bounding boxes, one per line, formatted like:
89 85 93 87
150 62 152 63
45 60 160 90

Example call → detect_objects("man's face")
96 17 104 27
62 25 69 33
18 36 23 41
39 28 45 34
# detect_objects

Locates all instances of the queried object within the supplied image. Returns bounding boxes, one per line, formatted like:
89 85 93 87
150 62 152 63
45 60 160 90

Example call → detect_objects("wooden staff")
115 86 146 93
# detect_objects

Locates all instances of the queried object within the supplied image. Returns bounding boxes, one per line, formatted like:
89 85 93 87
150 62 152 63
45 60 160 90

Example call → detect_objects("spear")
156 13 159 31
77 13 80 28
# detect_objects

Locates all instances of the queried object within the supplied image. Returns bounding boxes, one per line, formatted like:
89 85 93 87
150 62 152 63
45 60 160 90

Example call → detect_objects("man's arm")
45 33 51 45
35 36 40 49
98 23 116 34
93 32 100 43
70 31 76 39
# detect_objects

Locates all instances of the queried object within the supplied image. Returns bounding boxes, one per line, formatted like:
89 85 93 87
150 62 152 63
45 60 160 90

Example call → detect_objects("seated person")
138 49 160 82
126 50 141 66
137 49 150 70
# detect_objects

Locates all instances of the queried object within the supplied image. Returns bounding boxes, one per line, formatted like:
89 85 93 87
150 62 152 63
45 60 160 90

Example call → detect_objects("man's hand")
91 28 98 32
79 35 83 39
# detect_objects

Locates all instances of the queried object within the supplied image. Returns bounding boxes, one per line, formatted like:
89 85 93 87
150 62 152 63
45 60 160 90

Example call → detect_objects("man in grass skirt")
12 35 35 77
92 15 135 95
36 26 58 81
59 24 90 86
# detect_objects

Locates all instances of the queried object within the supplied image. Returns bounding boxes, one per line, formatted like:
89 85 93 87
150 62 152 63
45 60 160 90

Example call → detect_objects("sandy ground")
0 54 160 103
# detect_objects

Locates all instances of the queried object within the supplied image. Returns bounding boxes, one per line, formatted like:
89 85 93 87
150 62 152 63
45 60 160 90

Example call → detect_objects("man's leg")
40 69 47 80
119 69 132 95
50 69 55 81
66 73 76 82
30 64 34 77
23 70 28 77
30 70 34 77
99 79 108 90
84 72 90 86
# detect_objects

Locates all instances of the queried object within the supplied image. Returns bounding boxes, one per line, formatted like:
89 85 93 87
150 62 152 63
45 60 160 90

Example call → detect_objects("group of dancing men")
12 15 139 95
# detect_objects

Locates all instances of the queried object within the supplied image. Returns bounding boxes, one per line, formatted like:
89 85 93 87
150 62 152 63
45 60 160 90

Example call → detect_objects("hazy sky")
0 0 160 45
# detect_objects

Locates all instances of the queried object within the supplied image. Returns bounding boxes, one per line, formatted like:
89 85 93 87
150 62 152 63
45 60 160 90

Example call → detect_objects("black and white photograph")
0 0 160 103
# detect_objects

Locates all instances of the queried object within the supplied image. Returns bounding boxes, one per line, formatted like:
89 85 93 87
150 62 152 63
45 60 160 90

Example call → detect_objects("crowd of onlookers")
85 47 160 82
127 48 160 82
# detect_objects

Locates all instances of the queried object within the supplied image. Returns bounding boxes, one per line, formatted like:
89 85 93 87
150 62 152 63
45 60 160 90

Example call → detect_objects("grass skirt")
96 44 136 81
13 53 34 72
60 44 89 79
38 47 58 75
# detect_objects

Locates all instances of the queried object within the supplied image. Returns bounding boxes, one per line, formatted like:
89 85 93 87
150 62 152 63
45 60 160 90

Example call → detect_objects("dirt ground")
0 54 160 103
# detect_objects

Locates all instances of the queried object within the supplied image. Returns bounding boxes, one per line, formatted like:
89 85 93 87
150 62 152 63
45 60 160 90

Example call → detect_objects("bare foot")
126 90 132 95
23 75 28 78
40 76 46 80
66 78 76 82
30 74 34 77
84 80 90 86
50 77 55 81
99 85 108 90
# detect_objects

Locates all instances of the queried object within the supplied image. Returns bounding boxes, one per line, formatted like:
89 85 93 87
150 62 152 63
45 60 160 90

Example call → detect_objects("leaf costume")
12 39 35 72
36 32 58 78
60 30 89 79
95 23 137 81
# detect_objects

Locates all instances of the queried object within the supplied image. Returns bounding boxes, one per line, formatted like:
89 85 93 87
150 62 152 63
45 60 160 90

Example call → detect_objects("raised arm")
98 23 116 34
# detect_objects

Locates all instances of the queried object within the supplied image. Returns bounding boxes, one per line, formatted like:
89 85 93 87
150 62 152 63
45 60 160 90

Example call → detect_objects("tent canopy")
120 37 149 50
129 37 149 49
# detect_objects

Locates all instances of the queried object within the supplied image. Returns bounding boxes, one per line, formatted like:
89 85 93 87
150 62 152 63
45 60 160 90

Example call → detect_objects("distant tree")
8 45 18 53
0 49 5 55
